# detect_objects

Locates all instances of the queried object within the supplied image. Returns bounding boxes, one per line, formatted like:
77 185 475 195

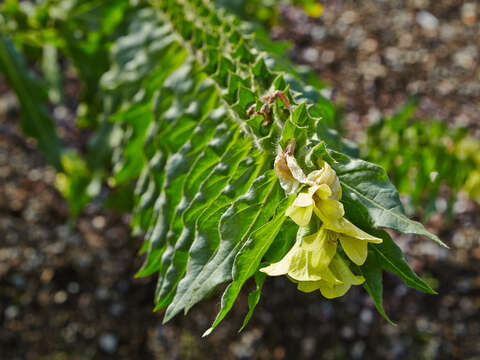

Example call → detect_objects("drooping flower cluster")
261 142 382 298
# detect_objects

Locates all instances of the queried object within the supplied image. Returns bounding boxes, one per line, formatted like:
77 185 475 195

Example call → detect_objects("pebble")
440 24 457 41
345 27 366 49
416 11 439 30
10 273 26 289
454 46 477 70
67 282 80 294
461 3 477 26
5 305 20 319
95 286 111 301
360 308 373 324
310 25 326 41
301 336 316 357
303 47 319 62
54 291 68 304
341 326 355 339
351 341 366 359
99 333 119 354
92 215 106 230
321 50 335 64
109 302 125 317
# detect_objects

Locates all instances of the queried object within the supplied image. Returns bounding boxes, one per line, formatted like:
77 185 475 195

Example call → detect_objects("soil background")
1 1 479 359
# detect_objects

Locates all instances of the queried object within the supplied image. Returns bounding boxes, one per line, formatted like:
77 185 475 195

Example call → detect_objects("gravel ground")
1 1 480 359
273 0 480 141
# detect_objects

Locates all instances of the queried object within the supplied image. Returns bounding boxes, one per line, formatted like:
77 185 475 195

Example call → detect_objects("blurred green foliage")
55 150 101 218
1 0 131 128
363 98 480 218
0 35 63 170
215 0 323 27
0 0 138 216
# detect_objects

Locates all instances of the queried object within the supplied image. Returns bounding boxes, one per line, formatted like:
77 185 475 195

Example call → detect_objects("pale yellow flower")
313 206 382 265
297 254 365 298
260 227 341 284
269 149 383 299
285 179 382 266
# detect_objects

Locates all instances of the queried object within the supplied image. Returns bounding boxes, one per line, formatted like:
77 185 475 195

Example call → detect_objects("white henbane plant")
0 0 446 335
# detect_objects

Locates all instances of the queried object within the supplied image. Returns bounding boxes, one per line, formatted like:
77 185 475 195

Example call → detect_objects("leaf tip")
202 328 213 337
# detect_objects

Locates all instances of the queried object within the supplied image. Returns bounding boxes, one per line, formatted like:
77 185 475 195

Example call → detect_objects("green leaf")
239 271 266 332
163 170 281 320
323 149 447 247
339 190 436 296
372 230 436 295
0 35 63 170
204 194 294 334
354 249 395 325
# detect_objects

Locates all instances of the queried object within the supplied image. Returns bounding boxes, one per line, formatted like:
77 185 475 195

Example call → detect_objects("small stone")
302 337 316 357
41 269 55 283
398 33 413 48
44 241 66 255
5 305 20 319
339 10 357 25
437 79 456 95
359 61 386 80
456 278 473 293
459 297 475 315
360 38 378 53
416 316 430 332
311 25 326 41
321 50 335 64
440 24 457 41
360 308 373 324
410 0 430 9
341 326 354 339
472 248 480 260
303 47 319 62
273 346 286 360
53 105 70 121
95 286 110 301
435 197 447 213
345 27 366 49
109 302 125 317
367 108 382 124
67 282 80 294
461 3 477 26
320 88 333 100
416 11 439 30
54 290 68 304
454 47 477 70
92 216 106 230
351 341 366 359
99 333 118 354
11 273 26 289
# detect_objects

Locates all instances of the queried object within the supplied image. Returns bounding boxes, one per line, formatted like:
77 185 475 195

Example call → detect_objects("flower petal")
296 281 322 293
312 183 332 200
324 217 382 243
313 197 345 223
318 280 345 299
278 178 300 196
259 245 297 276
339 235 368 265
318 255 365 298
286 203 313 226
330 255 364 285
288 249 325 281
302 229 337 269
285 153 308 184
292 192 314 207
